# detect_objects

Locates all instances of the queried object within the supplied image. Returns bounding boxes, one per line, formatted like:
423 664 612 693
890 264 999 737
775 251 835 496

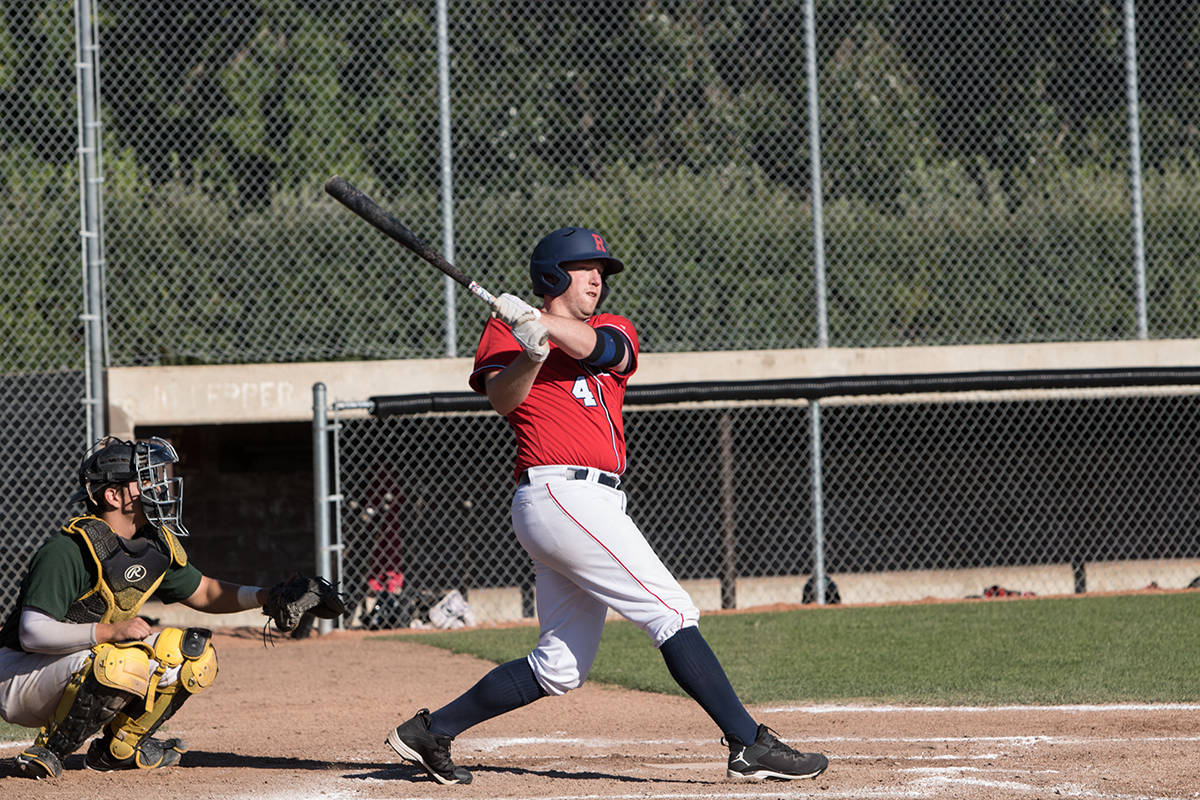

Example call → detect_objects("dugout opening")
133 421 314 589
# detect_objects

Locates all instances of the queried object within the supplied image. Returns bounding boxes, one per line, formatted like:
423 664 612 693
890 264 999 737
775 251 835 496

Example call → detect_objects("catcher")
0 437 344 779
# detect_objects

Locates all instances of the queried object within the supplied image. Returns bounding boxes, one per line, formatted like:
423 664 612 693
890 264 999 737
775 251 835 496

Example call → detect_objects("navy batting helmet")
529 227 624 298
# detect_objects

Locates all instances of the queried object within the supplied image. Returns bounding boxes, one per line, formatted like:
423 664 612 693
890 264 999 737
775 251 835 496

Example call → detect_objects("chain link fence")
322 373 1200 627
0 1 91 614
5 1 1197 368
0 374 87 616
3 1 1199 615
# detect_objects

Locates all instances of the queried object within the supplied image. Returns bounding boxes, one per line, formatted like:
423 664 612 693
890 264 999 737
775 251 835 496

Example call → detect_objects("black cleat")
724 724 828 781
386 708 472 784
14 745 63 779
85 735 186 771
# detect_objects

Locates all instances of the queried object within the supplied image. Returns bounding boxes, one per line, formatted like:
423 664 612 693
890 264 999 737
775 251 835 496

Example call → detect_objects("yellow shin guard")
32 639 154 763
97 627 217 767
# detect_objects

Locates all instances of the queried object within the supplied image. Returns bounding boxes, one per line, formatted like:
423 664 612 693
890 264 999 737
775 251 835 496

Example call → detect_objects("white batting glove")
492 293 540 328
512 319 549 362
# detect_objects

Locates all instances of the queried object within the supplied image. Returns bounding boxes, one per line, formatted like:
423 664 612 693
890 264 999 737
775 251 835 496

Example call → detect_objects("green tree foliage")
6 1 1197 206
2 0 1200 368
821 21 938 207
0 149 80 369
2 156 1181 367
0 1 76 159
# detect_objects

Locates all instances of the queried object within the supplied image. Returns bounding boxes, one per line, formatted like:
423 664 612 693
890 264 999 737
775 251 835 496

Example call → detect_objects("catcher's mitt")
262 574 347 632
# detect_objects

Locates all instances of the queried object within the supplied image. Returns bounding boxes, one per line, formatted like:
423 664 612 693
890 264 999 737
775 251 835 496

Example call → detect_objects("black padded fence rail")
367 366 1200 417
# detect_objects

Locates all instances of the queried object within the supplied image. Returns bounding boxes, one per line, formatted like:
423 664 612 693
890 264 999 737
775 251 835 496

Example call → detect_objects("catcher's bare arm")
183 576 267 615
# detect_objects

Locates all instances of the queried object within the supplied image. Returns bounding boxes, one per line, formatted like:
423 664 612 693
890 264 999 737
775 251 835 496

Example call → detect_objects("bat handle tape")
468 281 497 306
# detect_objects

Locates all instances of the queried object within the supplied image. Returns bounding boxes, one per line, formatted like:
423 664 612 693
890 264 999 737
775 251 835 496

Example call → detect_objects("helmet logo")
124 565 147 583
530 227 622 299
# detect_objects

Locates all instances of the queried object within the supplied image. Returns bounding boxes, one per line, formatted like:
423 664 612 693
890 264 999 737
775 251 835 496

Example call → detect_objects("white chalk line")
306 786 1200 800
899 766 1061 774
7 729 1193 755
887 772 1200 800
443 731 1199 800
250 794 838 800
763 702 1200 714
6 720 1196 800
464 733 1200 753
802 734 1200 745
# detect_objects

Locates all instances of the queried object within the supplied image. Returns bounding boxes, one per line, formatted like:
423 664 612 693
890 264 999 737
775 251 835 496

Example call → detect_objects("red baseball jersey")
470 313 639 479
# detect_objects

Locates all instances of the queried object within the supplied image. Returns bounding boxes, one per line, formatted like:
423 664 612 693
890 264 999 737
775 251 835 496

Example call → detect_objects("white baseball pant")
0 632 184 728
511 465 700 696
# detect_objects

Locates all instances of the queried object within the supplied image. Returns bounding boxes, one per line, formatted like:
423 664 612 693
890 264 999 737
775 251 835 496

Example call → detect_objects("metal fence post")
809 400 828 605
718 412 737 609
1124 0 1148 340
804 0 828 349
437 0 458 357
804 0 830 604
312 382 333 635
74 0 107 442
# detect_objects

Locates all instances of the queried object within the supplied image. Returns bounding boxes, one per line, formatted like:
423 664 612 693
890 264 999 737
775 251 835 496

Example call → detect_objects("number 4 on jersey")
572 376 597 407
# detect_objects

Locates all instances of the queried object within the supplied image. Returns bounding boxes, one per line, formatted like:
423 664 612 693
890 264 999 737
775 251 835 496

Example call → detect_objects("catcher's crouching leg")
86 627 218 772
15 641 155 779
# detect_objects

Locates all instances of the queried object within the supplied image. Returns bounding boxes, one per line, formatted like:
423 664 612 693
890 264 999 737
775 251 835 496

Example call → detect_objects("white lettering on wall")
151 380 298 417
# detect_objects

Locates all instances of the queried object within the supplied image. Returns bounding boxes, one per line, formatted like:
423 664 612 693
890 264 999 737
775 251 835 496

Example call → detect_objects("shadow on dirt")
345 762 716 785
178 750 395 772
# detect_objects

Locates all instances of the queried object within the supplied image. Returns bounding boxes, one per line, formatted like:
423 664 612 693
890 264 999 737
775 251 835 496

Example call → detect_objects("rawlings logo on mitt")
263 574 347 632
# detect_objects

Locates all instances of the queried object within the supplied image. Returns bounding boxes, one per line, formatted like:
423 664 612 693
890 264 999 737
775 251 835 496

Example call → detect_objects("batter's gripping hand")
492 293 540 328
512 319 550 362
262 574 347 632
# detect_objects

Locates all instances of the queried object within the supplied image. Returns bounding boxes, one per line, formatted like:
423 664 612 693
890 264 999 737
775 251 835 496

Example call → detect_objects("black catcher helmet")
70 436 190 537
529 226 624 302
70 438 137 504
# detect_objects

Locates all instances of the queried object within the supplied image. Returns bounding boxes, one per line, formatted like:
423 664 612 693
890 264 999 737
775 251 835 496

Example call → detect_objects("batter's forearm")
540 313 597 359
486 358 541 416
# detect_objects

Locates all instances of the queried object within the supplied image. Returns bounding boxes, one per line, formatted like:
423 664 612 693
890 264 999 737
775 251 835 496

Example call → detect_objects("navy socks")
428 657 546 738
659 625 759 744
426 628 756 744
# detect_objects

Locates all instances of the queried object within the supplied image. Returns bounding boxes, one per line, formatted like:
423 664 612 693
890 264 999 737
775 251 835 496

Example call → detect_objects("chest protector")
62 516 188 624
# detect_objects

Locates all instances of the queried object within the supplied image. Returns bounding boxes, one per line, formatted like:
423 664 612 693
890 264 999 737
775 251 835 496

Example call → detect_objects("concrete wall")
115 339 1200 628
108 339 1200 431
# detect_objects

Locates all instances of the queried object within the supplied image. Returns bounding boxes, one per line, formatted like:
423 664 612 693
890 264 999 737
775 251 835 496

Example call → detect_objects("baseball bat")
323 175 497 307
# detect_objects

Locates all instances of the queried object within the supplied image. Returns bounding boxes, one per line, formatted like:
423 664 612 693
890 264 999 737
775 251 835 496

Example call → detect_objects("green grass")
3 592 1191 743
0 720 32 742
380 592 1200 706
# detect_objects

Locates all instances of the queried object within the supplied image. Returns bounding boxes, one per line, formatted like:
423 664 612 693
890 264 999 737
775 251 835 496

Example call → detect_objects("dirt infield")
1 626 1196 799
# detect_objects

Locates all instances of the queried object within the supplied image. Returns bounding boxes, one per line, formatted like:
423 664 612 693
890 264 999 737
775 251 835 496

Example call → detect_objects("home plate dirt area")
1 628 1196 799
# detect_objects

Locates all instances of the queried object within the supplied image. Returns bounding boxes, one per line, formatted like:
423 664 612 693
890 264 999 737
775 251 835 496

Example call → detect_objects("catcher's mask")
70 436 190 537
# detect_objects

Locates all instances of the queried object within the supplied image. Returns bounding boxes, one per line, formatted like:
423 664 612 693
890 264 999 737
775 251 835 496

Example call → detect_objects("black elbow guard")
583 327 628 369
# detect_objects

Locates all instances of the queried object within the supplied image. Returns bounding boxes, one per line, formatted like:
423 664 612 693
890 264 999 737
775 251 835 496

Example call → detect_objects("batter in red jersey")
470 305 636 478
386 227 829 786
